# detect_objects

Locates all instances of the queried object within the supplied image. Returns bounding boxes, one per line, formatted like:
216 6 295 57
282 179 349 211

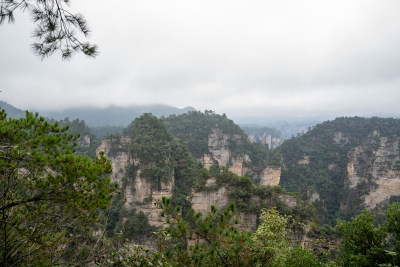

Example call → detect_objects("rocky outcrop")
96 137 131 183
259 166 281 186
97 138 174 227
344 134 400 211
133 176 174 228
124 158 174 227
207 128 234 167
278 194 297 208
308 192 320 203
333 131 349 145
203 128 281 184
79 135 91 147
247 132 282 149
204 128 249 176
202 154 218 170
190 183 230 215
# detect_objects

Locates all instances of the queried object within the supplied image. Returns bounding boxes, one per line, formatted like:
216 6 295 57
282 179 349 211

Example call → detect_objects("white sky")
1 0 400 120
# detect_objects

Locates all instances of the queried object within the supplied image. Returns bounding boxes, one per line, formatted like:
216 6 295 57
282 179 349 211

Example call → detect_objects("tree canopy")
0 0 97 59
0 110 117 265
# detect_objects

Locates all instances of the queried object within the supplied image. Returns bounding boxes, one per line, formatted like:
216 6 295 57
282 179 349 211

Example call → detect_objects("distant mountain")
0 101 26 119
36 105 196 126
237 119 321 140
241 125 282 148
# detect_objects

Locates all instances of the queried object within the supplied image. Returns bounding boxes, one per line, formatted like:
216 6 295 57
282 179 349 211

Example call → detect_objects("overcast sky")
1 0 400 121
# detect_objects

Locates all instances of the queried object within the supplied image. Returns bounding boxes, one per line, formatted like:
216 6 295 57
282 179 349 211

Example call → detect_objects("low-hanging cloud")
1 0 400 121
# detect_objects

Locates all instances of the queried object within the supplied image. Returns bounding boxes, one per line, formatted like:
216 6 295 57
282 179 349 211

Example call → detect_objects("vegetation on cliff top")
278 116 400 224
163 110 282 176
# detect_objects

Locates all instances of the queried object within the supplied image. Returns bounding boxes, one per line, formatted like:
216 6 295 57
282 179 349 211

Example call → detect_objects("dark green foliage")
386 202 400 266
123 211 157 243
336 210 391 266
128 113 177 190
127 113 201 194
55 117 102 158
278 116 400 224
155 200 321 267
0 110 117 265
161 200 255 267
90 125 124 140
105 133 129 158
0 0 97 59
286 245 324 267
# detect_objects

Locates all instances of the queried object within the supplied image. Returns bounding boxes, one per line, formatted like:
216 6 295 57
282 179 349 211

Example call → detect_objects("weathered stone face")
259 166 281 186
97 138 174 227
96 137 131 183
203 128 282 184
96 127 284 229
343 134 400 212
190 179 230 215
207 128 233 167
333 131 349 145
79 135 91 147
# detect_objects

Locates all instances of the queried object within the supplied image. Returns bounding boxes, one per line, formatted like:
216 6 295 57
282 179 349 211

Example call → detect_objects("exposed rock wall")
207 128 233 167
96 137 131 183
190 188 230 215
124 158 175 227
344 134 400 211
203 128 281 184
97 126 284 230
97 138 174 227
134 177 174 227
259 166 281 186
79 135 91 147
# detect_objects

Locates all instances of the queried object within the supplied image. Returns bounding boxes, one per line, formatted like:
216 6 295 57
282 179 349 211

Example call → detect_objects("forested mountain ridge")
278 116 400 224
0 100 26 118
38 104 196 126
96 113 315 246
5 108 400 265
162 111 282 185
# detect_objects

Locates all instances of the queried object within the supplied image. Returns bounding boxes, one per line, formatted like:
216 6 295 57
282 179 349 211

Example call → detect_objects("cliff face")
279 117 400 223
342 132 400 213
127 163 174 227
97 131 284 229
97 138 174 227
95 112 288 232
96 137 131 183
202 128 281 186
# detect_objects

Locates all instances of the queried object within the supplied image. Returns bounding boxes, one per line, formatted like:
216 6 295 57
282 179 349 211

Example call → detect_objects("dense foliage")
0 0 97 59
105 200 323 267
0 110 117 265
127 113 201 193
278 116 400 224
162 110 243 158
55 117 101 158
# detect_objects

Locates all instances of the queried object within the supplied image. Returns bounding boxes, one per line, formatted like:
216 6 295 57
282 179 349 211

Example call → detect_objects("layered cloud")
1 0 400 120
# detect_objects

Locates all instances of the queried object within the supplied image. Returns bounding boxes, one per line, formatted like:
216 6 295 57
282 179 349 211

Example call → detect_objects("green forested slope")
278 116 400 224
162 110 282 176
